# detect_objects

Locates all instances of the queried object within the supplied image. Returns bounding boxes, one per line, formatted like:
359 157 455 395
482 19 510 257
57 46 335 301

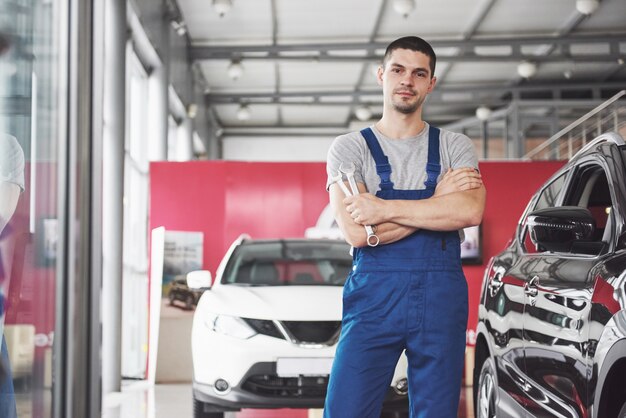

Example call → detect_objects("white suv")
189 235 409 418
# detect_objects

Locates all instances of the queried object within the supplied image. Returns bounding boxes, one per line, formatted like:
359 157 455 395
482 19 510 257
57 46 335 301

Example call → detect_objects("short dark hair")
382 36 436 76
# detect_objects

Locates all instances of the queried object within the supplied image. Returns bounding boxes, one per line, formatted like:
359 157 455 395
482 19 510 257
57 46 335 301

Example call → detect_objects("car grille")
242 374 328 398
281 321 341 345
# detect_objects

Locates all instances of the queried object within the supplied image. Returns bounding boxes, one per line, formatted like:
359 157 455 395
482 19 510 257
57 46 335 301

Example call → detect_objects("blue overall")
324 126 468 418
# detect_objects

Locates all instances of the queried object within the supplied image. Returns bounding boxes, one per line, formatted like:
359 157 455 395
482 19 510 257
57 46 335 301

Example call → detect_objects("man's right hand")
434 167 482 197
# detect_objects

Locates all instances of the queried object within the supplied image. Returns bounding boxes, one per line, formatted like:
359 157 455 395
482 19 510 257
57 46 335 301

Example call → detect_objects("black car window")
535 173 567 211
521 173 567 254
562 163 613 255
222 241 353 286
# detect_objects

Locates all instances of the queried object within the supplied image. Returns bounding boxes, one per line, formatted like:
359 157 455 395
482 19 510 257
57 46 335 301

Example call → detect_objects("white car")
189 235 409 418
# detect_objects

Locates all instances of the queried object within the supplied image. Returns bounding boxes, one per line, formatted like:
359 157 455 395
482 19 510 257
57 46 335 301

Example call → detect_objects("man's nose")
399 73 413 86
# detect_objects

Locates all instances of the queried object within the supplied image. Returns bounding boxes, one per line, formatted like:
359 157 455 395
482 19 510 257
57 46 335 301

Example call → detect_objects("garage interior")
1 0 625 417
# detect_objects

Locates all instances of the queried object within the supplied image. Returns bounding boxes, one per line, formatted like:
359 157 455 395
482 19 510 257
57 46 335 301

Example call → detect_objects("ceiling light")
475 106 492 121
517 61 537 78
392 0 415 17
563 69 573 79
618 58 625 65
355 106 373 121
213 0 233 18
236 104 250 121
576 0 599 15
170 19 187 36
227 60 243 81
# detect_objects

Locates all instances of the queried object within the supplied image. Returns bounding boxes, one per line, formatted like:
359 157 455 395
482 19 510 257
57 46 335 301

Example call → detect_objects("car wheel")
476 358 498 418
185 295 195 310
168 293 176 306
193 398 224 418
618 400 626 418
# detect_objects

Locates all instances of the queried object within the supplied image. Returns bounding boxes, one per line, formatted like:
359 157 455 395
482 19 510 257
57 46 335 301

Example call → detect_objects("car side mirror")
527 206 595 253
187 270 213 290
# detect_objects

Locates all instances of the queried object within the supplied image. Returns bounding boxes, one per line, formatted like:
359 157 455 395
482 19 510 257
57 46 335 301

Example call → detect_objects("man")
0 133 23 418
324 36 486 418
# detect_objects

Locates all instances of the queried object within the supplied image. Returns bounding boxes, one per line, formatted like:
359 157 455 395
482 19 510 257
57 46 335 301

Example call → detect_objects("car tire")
193 398 224 418
476 357 498 418
618 400 626 418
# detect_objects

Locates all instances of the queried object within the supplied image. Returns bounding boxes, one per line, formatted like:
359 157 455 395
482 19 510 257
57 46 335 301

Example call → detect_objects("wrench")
329 171 353 197
338 162 379 247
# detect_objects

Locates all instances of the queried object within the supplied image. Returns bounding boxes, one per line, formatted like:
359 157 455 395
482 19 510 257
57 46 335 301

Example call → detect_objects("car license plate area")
276 357 333 377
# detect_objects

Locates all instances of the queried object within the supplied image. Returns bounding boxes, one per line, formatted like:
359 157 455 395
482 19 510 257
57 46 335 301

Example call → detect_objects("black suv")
474 132 626 418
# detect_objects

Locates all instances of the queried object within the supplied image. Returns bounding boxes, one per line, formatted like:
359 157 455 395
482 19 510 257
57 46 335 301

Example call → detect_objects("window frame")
517 170 570 254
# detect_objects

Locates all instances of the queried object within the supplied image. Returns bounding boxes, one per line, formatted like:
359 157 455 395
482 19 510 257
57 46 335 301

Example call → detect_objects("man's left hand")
344 193 387 225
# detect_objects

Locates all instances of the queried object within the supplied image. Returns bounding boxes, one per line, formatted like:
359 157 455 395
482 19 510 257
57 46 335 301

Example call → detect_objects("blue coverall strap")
424 125 441 189
360 127 394 190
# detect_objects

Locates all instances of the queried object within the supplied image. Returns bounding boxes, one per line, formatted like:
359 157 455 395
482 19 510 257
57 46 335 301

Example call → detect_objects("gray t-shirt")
326 122 478 193
0 133 25 192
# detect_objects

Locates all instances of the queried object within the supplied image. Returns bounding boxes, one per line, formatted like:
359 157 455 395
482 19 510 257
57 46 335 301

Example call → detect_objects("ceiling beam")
205 81 626 105
191 33 626 63
437 0 498 83
346 0 389 126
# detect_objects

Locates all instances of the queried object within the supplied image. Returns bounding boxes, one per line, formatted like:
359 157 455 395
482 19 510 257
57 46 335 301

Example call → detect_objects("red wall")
149 160 564 343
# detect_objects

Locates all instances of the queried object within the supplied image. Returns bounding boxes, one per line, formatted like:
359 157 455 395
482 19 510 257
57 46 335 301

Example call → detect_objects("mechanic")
0 133 24 418
0 31 22 418
324 36 486 418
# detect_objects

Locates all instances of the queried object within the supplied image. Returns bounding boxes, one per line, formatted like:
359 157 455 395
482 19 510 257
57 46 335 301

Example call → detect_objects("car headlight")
205 314 257 339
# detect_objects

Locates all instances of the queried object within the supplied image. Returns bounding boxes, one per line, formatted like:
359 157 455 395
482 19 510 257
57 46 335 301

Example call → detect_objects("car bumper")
193 361 408 412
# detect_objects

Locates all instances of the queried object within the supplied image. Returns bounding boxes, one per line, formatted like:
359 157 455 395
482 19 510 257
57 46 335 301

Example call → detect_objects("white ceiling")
175 0 626 132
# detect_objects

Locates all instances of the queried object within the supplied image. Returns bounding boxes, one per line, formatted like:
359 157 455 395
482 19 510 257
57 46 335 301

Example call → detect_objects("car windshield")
221 240 352 286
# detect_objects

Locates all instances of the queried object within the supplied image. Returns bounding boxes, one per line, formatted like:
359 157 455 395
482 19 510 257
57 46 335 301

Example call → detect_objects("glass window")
121 52 150 379
563 164 614 253
222 241 353 286
521 173 567 253
534 173 566 211
1 1 67 416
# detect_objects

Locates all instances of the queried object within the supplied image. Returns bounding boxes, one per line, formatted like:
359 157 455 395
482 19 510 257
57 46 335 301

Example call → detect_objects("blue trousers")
324 263 468 418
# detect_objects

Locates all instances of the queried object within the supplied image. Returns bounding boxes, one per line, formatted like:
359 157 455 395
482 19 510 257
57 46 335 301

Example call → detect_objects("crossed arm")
329 167 486 248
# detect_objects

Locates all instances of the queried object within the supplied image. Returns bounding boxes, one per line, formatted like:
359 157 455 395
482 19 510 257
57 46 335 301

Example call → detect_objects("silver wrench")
329 171 353 197
338 162 379 247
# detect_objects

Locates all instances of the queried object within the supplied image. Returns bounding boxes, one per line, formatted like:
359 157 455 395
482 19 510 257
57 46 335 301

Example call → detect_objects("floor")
101 382 476 418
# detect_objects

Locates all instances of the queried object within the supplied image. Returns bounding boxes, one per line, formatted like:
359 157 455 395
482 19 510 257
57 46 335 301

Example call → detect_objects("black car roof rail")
572 131 626 160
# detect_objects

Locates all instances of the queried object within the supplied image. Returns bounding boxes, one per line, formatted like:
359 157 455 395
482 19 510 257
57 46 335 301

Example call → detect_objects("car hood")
202 285 343 321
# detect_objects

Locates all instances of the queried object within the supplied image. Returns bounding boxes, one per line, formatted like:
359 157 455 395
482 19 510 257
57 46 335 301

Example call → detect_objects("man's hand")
344 193 388 226
434 167 482 197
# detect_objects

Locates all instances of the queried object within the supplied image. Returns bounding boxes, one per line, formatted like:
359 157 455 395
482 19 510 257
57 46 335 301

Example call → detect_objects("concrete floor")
101 382 476 418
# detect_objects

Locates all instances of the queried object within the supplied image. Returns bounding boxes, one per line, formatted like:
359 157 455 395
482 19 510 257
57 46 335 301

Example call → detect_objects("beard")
391 91 425 114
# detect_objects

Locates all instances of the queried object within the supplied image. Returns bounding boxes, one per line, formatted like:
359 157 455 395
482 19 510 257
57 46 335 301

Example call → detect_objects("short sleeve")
325 133 365 191
0 134 25 192
448 133 479 171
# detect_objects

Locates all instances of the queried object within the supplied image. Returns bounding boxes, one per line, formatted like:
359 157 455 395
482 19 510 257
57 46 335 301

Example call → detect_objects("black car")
474 132 626 418
169 276 205 309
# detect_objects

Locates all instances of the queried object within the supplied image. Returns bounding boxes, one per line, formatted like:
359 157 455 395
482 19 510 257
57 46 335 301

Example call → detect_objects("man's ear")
427 76 437 94
376 65 384 86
